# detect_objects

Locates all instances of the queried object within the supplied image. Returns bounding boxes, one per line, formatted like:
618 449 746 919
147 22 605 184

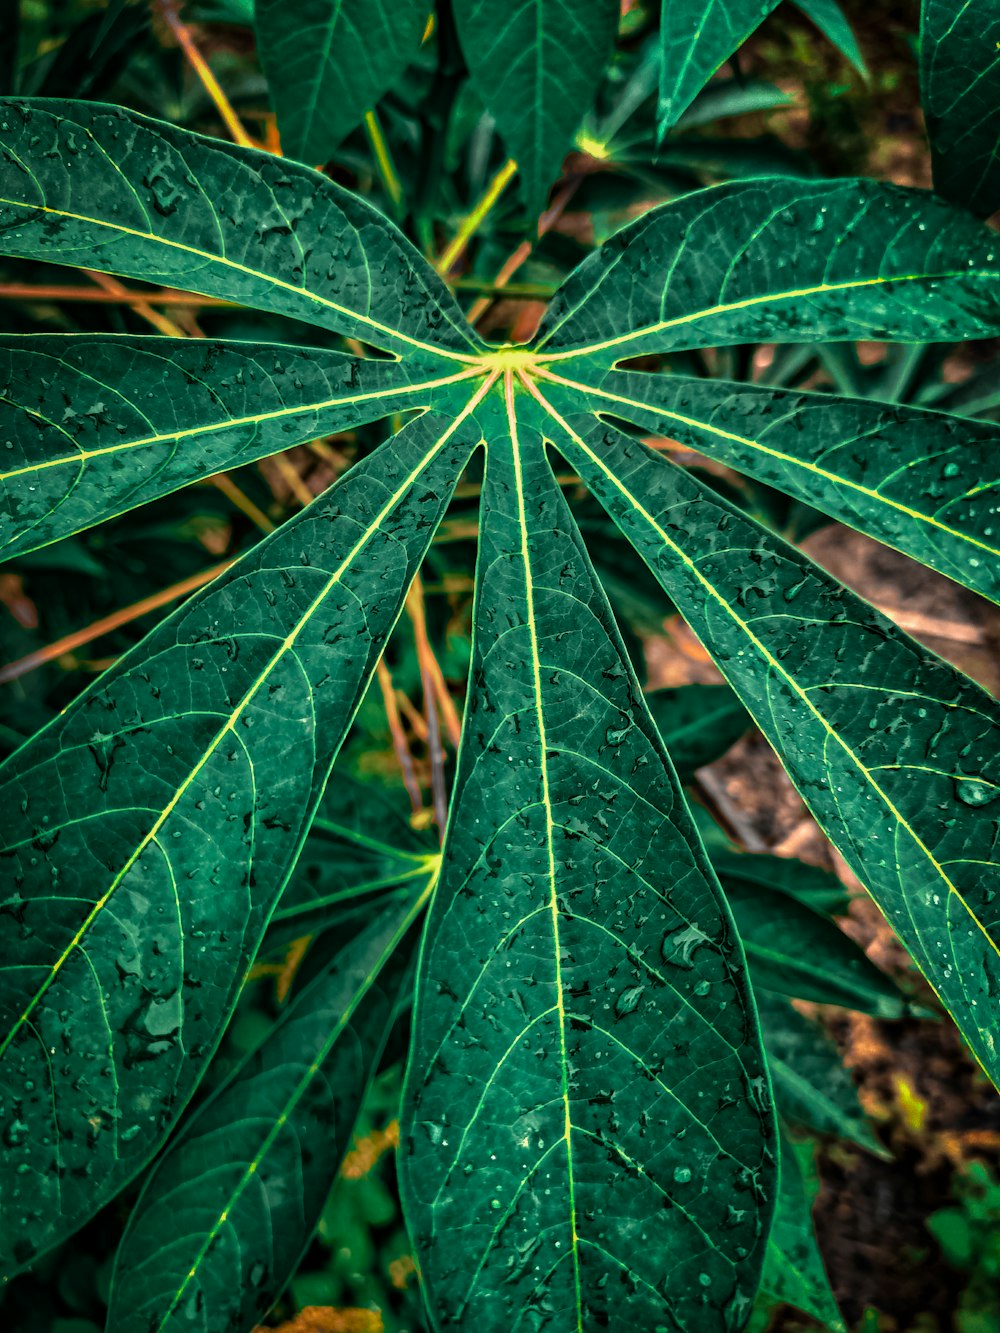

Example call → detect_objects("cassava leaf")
401 380 776 1333
0 336 482 559
793 0 866 78
256 0 430 167
534 178 1000 364
0 100 479 360
657 0 782 139
920 0 1000 219
105 900 415 1333
755 992 881 1154
545 365 1000 605
645 681 751 779
726 877 909 1017
0 398 484 1273
760 1131 845 1331
452 0 620 219
520 390 1000 1089
711 845 851 918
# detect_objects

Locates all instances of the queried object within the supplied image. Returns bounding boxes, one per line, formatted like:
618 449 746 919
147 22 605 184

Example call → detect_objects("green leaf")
452 0 620 218
793 0 867 78
0 337 483 559
760 1131 845 1331
255 0 430 166
401 382 776 1333
658 0 782 138
920 0 1000 218
520 392 1000 1090
645 682 751 779
755 992 882 1154
271 771 437 936
534 179 1000 364
0 401 482 1273
105 899 415 1333
0 100 479 360
710 844 851 918
547 366 1000 606
726 876 909 1017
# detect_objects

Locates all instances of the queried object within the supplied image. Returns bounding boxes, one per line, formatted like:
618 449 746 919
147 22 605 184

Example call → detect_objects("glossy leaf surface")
657 0 781 138
256 0 429 166
920 0 1000 218
756 992 881 1154
106 903 411 1333
549 365 1000 605
534 178 1000 363
402 384 775 1333
452 0 619 219
522 393 1000 1088
0 100 479 359
726 878 908 1017
0 404 480 1272
0 337 480 558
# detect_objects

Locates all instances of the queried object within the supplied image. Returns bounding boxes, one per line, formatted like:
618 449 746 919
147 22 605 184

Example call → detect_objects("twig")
0 560 232 686
406 574 462 747
436 158 518 276
364 109 404 212
157 0 256 149
376 658 424 816
0 283 232 307
466 175 582 325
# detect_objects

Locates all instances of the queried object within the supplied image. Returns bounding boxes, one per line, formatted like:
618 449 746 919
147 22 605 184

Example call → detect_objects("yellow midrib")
0 376 495 1064
504 371 583 1332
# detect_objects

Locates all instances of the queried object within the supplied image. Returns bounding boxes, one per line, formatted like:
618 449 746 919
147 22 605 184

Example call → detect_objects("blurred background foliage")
0 1 998 1330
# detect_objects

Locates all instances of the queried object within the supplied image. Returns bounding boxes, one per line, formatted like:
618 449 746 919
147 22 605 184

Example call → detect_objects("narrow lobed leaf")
0 100 480 360
533 178 1000 364
0 394 486 1272
106 900 416 1333
544 364 1000 606
0 336 482 558
452 0 620 220
402 377 775 1333
520 383 1000 1090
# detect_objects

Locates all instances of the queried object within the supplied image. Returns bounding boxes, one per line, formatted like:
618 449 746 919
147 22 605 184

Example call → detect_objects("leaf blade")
0 389 487 1271
0 100 478 360
0 336 481 558
256 0 430 166
402 378 775 1332
106 899 416 1333
920 0 1000 218
534 179 1000 364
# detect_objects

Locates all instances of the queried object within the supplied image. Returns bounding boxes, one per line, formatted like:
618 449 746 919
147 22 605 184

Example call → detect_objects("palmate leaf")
255 0 430 167
1 100 1000 1331
657 0 782 139
543 365 1000 605
0 399 484 1272
519 392 1000 1086
0 337 481 558
920 0 1000 219
105 900 415 1333
401 380 775 1333
452 0 620 220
